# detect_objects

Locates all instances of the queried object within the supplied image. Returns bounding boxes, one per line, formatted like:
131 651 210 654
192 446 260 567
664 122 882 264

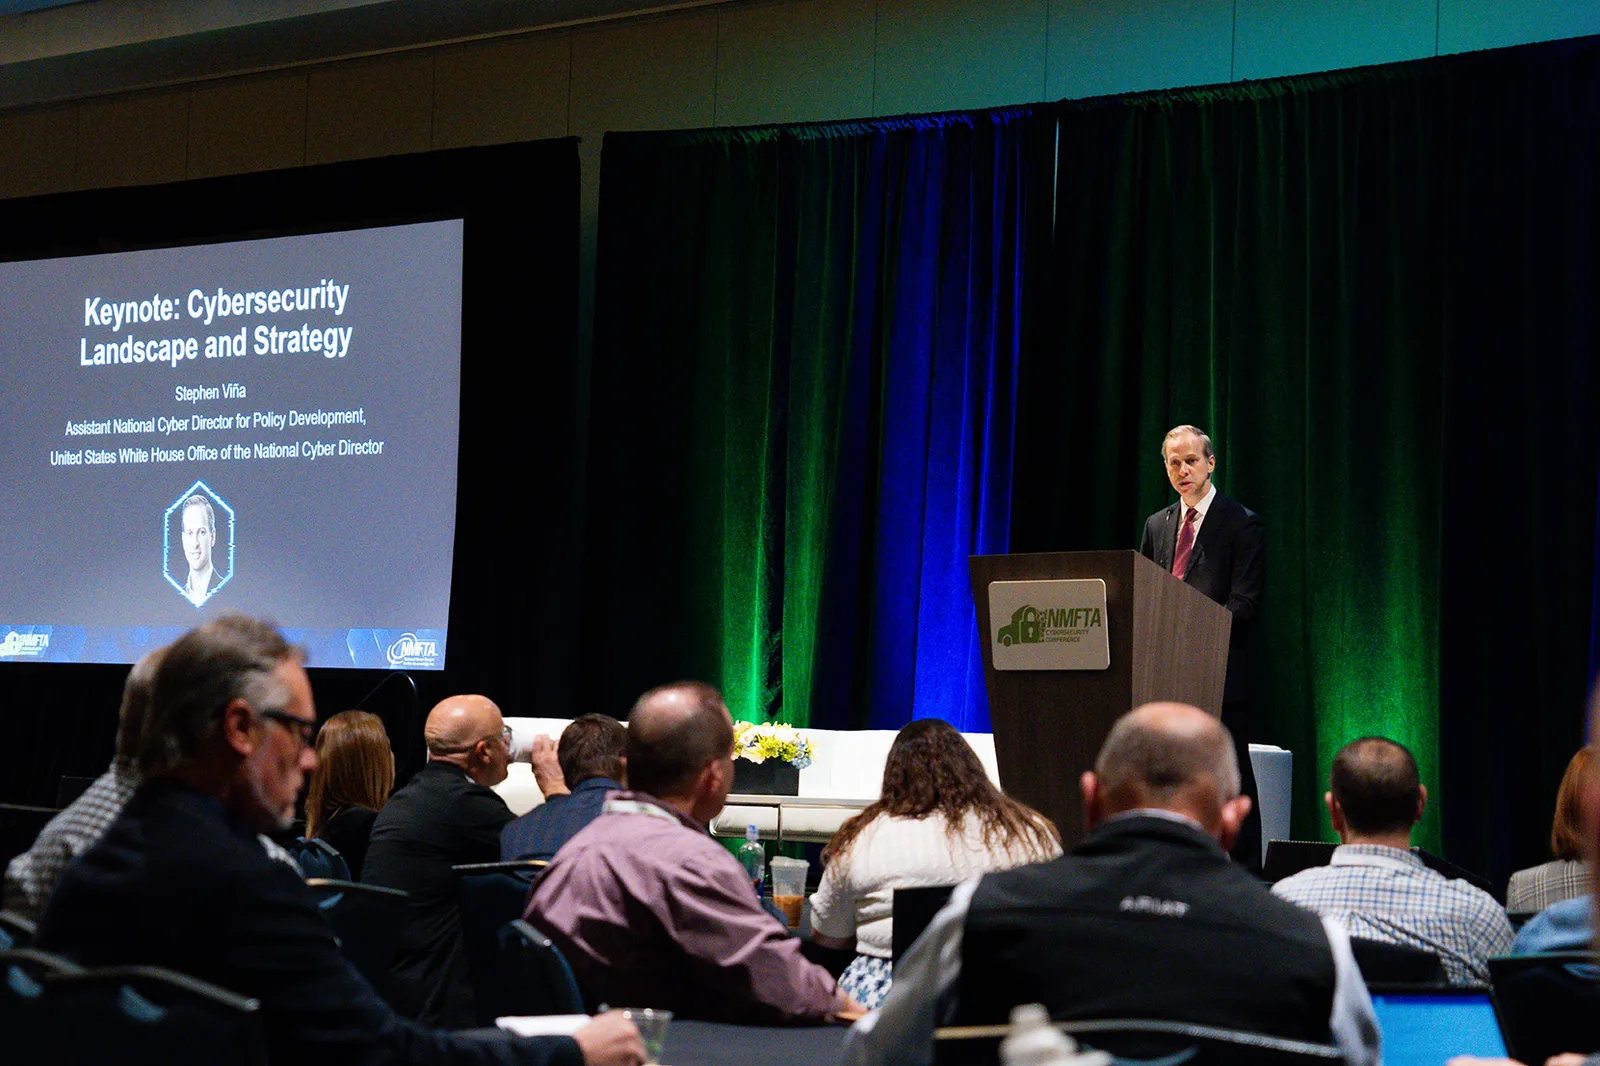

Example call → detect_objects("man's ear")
1080 771 1103 834
1325 791 1345 835
1218 794 1253 853
221 699 257 757
1415 784 1428 825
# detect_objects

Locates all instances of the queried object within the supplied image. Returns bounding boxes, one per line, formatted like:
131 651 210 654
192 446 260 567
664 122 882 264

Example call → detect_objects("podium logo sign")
989 579 1110 671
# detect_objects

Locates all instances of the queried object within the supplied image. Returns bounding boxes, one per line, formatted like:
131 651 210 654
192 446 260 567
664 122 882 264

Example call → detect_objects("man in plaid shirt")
2 648 163 921
1273 736 1512 985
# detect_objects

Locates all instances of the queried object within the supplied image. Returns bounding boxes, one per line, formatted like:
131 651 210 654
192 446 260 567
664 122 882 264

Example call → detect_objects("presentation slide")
0 219 464 669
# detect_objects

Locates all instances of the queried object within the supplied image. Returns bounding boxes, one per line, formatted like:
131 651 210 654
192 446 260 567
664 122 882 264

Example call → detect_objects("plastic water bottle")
738 825 764 896
1001 1003 1107 1066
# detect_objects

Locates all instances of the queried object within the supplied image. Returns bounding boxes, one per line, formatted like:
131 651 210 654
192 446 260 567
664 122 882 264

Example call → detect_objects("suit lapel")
1188 494 1229 580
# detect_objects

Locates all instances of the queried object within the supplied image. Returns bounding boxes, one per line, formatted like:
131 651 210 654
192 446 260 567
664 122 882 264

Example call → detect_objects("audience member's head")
136 615 315 834
824 718 1059 863
1327 736 1425 844
305 710 395 839
1548 744 1597 861
1082 702 1250 846
113 644 167 766
625 681 734 824
559 713 627 788
423 694 512 786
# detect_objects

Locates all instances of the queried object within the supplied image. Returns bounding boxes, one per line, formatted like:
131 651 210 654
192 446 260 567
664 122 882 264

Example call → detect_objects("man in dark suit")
1139 424 1266 866
35 614 643 1066
502 714 627 862
364 693 519 1028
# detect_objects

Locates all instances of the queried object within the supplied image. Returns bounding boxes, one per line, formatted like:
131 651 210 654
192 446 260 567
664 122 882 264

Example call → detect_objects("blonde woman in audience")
1506 745 1596 915
809 719 1061 1008
304 709 395 879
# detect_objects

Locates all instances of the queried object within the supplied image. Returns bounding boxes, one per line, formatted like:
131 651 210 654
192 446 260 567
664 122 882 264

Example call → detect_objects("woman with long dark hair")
808 718 1060 1008
304 709 394 879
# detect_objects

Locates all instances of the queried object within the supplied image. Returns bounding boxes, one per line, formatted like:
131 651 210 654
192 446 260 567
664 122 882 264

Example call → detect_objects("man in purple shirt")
524 681 855 1024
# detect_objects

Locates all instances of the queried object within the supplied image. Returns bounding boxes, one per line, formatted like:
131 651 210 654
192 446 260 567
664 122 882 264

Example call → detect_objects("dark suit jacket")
1139 491 1265 701
362 762 513 1028
35 777 579 1066
500 776 620 863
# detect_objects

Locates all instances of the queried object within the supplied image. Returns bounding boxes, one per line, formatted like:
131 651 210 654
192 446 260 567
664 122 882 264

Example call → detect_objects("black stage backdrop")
0 140 580 803
1014 37 1600 881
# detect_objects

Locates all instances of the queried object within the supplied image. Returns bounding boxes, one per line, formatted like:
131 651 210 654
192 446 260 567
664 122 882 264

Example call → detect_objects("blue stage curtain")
584 109 1054 732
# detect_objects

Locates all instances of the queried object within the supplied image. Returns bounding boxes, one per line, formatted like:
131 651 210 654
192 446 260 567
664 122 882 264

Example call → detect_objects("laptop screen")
1371 991 1507 1066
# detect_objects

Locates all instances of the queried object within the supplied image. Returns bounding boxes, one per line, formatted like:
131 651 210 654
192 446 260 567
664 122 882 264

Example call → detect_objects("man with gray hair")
846 703 1379 1066
37 615 645 1066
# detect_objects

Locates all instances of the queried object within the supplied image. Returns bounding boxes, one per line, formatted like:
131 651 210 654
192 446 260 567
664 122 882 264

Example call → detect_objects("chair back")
455 865 539 1025
2 952 262 1066
304 878 408 992
489 919 586 1019
1347 937 1445 986
0 909 37 949
1 947 81 1046
1488 951 1600 1066
47 965 265 1066
892 885 957 962
283 837 351 880
936 1018 1344 1066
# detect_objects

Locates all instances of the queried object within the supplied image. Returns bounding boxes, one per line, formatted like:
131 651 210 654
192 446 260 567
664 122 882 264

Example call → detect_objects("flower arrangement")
733 720 813 769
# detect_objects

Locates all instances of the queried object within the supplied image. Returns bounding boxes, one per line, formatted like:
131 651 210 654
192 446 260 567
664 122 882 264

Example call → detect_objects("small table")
663 1019 848 1066
721 794 875 846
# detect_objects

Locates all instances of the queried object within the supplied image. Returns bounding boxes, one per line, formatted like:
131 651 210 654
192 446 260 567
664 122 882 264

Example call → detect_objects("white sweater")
808 811 1060 958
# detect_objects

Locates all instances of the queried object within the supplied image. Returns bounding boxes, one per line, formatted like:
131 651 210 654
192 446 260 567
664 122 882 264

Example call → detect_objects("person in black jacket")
844 702 1379 1066
36 614 643 1066
363 693 519 1027
1139 424 1266 867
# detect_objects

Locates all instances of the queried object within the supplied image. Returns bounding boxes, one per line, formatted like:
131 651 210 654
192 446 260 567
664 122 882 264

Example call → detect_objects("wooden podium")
969 550 1232 846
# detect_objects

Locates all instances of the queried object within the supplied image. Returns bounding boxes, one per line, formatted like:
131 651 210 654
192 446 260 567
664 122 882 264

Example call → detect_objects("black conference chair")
42 964 266 1066
284 837 351 880
1347 937 1446 987
1 948 83 1061
484 919 587 1020
304 878 408 992
0 909 37 949
455 862 542 1025
935 1018 1344 1066
1488 952 1600 1066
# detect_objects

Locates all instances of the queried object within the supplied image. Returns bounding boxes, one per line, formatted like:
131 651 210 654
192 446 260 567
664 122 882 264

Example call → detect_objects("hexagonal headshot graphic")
164 481 235 608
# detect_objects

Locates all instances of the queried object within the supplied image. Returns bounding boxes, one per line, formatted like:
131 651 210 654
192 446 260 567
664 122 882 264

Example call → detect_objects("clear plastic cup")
768 855 808 930
618 1007 672 1064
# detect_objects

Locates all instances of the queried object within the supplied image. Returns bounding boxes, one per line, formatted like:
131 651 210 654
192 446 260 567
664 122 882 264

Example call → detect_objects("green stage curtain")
1015 38 1600 871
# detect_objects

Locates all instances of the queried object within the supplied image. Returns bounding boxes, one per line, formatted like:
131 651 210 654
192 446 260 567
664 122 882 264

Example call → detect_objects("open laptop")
1370 988 1508 1066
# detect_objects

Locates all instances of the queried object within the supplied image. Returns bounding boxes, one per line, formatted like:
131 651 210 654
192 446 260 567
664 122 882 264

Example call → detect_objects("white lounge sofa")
497 716 1290 854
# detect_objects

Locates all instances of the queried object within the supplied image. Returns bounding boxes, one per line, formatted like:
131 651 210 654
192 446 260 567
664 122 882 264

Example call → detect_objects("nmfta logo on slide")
386 632 440 668
0 630 49 658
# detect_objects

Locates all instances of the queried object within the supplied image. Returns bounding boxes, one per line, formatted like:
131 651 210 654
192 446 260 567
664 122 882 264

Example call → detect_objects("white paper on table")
496 1015 592 1036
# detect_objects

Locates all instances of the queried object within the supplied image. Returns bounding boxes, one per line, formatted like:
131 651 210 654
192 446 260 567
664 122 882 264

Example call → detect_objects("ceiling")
0 0 710 110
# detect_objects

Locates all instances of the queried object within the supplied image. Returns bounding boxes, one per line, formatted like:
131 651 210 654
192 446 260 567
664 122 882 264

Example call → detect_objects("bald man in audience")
524 681 855 1023
364 694 518 1028
846 703 1380 1066
1273 736 1513 985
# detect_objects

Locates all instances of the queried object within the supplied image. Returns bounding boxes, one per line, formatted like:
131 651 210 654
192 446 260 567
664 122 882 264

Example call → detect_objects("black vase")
732 758 800 795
